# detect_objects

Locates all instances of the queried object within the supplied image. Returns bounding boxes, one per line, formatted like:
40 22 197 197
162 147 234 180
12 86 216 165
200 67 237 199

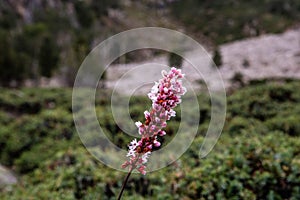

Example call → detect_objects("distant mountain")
0 0 299 87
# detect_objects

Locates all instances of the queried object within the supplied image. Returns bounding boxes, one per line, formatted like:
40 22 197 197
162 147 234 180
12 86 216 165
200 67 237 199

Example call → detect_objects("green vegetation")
38 36 60 78
1 0 299 86
0 80 300 199
170 0 300 44
0 1 121 87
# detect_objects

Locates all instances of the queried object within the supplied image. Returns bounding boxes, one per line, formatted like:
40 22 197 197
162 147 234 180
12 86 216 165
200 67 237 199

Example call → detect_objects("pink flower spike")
121 161 130 168
142 152 151 164
138 126 146 135
150 125 157 131
153 139 161 147
158 130 166 136
144 111 150 118
122 67 186 175
138 165 146 175
146 144 153 150
135 121 142 127
169 110 176 117
161 70 168 77
163 87 168 93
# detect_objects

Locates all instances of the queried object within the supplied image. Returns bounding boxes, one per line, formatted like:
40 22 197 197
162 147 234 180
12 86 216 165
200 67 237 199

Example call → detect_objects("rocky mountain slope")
107 26 300 93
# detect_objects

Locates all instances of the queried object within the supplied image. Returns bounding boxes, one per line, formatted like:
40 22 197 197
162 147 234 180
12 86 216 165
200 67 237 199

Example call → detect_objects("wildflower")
122 67 186 175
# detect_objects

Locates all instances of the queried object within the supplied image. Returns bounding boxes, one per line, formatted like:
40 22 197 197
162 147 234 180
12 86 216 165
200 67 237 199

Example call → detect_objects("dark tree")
38 36 59 78
168 52 183 68
74 1 94 28
91 0 120 17
0 31 26 87
212 48 222 68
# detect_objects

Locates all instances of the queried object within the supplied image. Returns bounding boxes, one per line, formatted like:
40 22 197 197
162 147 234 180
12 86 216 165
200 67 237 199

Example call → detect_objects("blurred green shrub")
0 81 300 199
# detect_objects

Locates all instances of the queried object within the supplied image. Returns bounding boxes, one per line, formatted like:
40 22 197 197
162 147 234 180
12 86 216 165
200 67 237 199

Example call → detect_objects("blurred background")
0 0 300 199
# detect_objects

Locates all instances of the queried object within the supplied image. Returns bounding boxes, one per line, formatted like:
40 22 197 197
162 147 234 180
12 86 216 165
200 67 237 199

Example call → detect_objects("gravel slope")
0 165 17 186
107 27 300 94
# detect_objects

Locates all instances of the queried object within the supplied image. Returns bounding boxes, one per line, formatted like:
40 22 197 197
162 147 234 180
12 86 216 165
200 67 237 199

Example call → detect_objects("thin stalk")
117 169 133 200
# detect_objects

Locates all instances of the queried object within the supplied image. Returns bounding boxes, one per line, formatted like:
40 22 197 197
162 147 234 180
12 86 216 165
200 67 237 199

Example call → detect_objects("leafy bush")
0 81 300 199
266 115 300 136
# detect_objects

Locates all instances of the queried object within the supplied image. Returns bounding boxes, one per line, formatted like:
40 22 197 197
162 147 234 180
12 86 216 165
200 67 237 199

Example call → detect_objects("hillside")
1 0 300 87
106 26 300 94
1 1 300 199
0 80 300 199
170 0 300 44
